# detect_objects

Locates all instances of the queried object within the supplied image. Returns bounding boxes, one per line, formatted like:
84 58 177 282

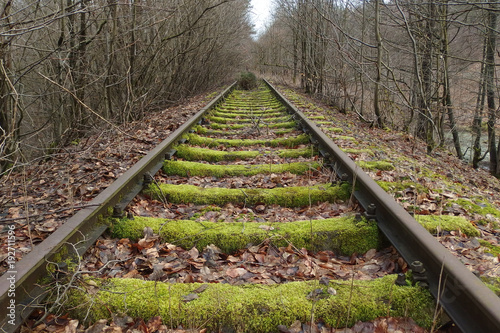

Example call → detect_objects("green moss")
482 277 500 296
173 145 316 162
376 181 428 194
308 116 326 120
277 147 317 158
478 239 500 256
65 276 435 330
342 149 375 156
326 127 344 133
210 121 297 130
174 145 260 162
163 160 321 177
414 215 479 237
333 135 358 143
216 105 284 113
111 216 379 255
212 110 285 118
194 126 295 137
357 160 395 171
144 183 351 207
274 128 295 135
185 133 310 148
449 198 500 219
208 115 291 124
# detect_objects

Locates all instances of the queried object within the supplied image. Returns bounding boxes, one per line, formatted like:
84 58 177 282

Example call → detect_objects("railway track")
1 80 500 332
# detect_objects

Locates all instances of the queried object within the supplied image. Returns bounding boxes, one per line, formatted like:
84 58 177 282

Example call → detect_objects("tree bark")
373 0 384 128
485 1 498 175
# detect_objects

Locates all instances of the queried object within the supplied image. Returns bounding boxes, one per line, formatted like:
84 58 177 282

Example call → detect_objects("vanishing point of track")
1 80 499 332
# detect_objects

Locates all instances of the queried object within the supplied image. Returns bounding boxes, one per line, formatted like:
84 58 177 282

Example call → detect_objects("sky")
249 0 275 37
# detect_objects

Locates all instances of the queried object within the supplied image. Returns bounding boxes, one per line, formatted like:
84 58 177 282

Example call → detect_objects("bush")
237 71 257 90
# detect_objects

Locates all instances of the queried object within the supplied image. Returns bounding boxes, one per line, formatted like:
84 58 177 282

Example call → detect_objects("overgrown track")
1 81 499 332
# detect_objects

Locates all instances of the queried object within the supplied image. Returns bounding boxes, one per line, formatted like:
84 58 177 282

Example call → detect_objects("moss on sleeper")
208 115 291 124
174 145 260 162
65 276 436 330
144 183 351 207
414 215 479 237
110 216 379 255
210 120 297 130
173 145 317 162
216 105 284 113
212 110 285 119
163 160 321 177
185 133 310 148
357 160 395 171
196 126 294 136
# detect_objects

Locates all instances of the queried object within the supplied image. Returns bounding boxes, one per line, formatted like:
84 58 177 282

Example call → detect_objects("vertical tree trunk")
0 0 15 173
472 35 487 168
441 0 462 159
373 0 384 128
104 0 118 119
416 1 436 154
485 1 498 175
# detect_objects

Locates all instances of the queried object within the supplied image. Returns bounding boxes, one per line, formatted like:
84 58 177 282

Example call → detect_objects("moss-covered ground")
414 215 480 237
357 160 395 171
110 216 380 255
144 183 351 207
66 276 436 331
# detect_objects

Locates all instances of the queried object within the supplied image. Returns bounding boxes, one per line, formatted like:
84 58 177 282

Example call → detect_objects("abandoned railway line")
1 80 500 332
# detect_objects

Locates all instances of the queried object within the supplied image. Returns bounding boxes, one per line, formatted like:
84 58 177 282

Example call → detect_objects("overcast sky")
250 0 275 37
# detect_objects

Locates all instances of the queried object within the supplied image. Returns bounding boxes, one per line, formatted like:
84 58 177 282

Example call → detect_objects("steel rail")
265 79 500 333
0 83 236 333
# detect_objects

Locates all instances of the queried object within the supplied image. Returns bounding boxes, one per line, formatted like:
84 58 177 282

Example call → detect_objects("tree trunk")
0 0 15 173
373 0 384 128
441 0 462 159
485 1 498 175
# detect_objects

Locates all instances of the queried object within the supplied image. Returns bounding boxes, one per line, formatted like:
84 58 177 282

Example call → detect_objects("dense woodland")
2 0 500 178
0 0 253 175
255 0 500 177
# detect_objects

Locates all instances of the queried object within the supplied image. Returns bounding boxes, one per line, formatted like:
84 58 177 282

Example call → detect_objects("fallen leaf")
182 293 199 302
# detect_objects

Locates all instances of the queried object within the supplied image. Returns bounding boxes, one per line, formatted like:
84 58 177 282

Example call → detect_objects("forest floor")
1 82 499 332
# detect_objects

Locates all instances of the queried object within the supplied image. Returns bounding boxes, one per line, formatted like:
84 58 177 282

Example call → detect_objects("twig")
38 72 141 140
